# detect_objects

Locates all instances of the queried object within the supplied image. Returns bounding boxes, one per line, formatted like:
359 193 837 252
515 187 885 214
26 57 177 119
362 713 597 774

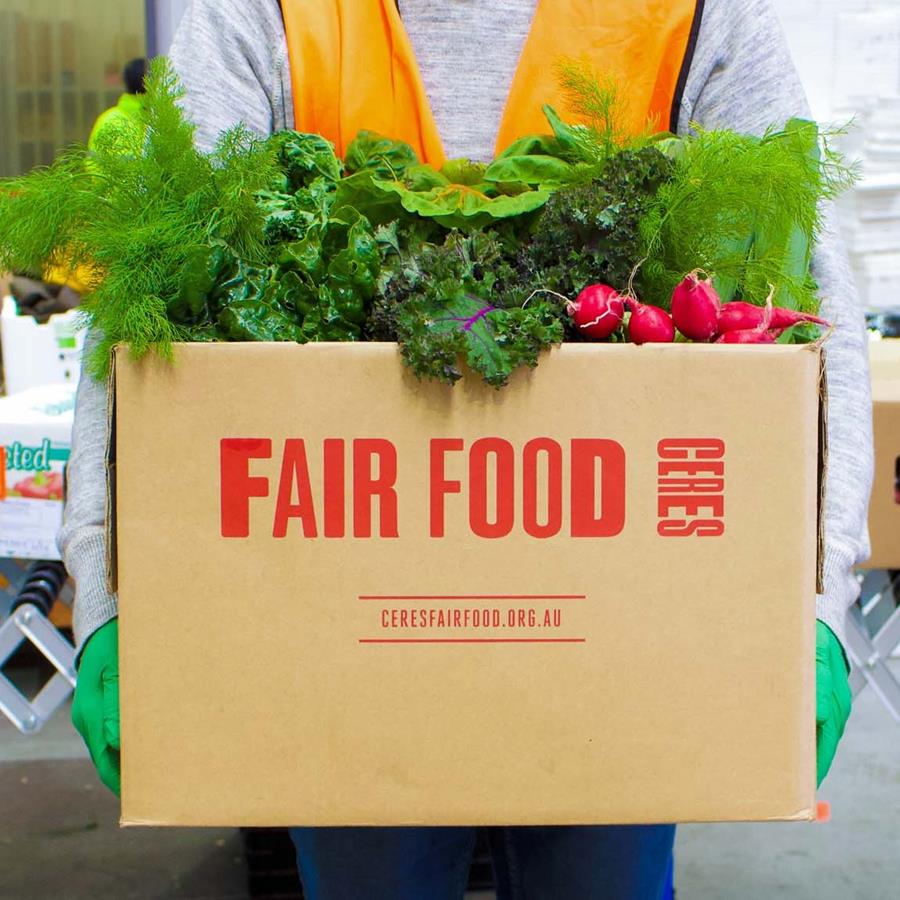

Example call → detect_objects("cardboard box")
865 339 900 568
113 342 823 827
0 384 74 560
1 296 85 395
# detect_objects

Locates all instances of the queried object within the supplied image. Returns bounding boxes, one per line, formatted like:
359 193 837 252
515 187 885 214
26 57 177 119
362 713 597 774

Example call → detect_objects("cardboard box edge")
817 347 828 594
105 348 119 595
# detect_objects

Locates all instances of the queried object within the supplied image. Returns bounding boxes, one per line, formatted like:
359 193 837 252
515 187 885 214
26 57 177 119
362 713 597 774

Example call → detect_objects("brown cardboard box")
865 340 900 568
113 342 821 827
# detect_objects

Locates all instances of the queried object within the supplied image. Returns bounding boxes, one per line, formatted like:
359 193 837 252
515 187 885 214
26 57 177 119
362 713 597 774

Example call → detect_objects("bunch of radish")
566 270 829 345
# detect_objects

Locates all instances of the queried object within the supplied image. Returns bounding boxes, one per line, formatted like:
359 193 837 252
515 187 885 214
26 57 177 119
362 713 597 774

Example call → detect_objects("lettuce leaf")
345 131 419 180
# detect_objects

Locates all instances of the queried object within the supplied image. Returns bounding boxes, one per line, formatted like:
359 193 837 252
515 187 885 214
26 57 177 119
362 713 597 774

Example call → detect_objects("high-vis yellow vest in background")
279 0 703 166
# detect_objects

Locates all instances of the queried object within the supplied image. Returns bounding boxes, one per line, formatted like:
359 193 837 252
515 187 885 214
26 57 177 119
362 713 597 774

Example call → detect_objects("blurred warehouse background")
777 0 900 310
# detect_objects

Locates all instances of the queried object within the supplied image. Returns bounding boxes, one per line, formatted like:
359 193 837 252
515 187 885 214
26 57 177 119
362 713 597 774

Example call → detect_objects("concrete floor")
1 664 897 899
675 663 900 899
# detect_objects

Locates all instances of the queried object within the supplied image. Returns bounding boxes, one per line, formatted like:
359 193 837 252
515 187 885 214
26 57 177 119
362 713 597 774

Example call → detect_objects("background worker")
87 57 147 152
60 2 871 898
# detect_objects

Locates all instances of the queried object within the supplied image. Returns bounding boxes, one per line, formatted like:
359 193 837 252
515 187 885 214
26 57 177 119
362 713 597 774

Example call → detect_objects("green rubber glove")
816 620 852 787
72 618 121 796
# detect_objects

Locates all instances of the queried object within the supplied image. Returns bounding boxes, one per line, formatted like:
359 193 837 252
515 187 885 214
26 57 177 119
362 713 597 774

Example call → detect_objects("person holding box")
61 2 870 897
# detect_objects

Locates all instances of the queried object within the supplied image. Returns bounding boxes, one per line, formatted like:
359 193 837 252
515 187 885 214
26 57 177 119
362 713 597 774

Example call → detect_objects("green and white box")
0 385 75 560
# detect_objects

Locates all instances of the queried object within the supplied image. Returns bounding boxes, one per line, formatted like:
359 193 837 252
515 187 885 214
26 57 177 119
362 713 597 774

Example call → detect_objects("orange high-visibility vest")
280 0 703 166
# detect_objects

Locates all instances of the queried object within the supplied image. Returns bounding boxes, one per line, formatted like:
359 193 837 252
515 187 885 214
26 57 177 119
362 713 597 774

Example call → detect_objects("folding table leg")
0 603 76 733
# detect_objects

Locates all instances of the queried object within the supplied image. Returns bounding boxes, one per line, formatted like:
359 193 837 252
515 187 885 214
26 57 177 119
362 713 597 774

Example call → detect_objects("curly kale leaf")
382 231 564 386
396 288 562 388
269 131 343 192
519 146 674 308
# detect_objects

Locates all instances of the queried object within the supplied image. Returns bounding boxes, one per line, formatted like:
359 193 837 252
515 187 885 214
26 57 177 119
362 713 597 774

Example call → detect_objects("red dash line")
358 595 586 601
358 638 588 644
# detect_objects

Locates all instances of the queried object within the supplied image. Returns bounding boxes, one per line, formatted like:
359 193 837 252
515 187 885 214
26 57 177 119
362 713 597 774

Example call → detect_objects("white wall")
773 1 900 309
774 0 900 121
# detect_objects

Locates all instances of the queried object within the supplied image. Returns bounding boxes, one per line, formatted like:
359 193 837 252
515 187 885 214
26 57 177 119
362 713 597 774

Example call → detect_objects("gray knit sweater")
59 0 873 653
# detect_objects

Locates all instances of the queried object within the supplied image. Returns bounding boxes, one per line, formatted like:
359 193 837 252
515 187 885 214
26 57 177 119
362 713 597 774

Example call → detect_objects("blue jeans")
290 824 675 900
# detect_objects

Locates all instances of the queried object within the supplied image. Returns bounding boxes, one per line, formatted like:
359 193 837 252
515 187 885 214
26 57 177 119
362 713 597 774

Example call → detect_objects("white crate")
0 296 84 394
843 218 900 254
0 384 75 561
843 174 900 222
851 250 900 309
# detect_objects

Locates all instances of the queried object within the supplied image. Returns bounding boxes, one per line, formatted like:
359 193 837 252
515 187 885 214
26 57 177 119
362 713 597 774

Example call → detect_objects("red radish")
717 328 777 344
567 284 625 340
626 297 675 344
770 307 829 330
717 300 829 334
671 271 721 341
716 290 776 344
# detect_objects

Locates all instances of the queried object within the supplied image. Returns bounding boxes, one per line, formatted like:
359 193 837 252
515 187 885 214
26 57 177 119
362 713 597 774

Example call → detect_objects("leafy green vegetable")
517 146 675 321
334 166 552 231
637 120 855 311
214 262 305 343
376 229 564 386
396 288 562 388
270 131 342 191
483 154 576 187
0 60 852 390
375 175 552 229
345 131 419 180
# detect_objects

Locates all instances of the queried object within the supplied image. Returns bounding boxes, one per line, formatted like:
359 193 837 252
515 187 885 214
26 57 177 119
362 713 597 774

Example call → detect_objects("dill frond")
636 120 857 310
0 57 280 378
556 59 659 164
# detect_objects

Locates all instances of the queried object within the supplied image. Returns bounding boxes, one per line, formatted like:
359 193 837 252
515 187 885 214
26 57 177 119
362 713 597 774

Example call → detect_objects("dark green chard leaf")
213 262 305 343
278 227 328 282
218 297 305 343
168 244 226 322
325 218 381 325
256 190 304 243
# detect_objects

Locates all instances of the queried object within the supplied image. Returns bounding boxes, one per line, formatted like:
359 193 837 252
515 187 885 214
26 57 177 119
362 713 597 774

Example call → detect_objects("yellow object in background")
43 261 98 296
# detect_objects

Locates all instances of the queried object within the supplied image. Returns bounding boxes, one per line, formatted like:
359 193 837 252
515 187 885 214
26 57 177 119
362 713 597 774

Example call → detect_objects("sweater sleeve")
57 332 118 656
679 0 873 648
167 0 293 152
